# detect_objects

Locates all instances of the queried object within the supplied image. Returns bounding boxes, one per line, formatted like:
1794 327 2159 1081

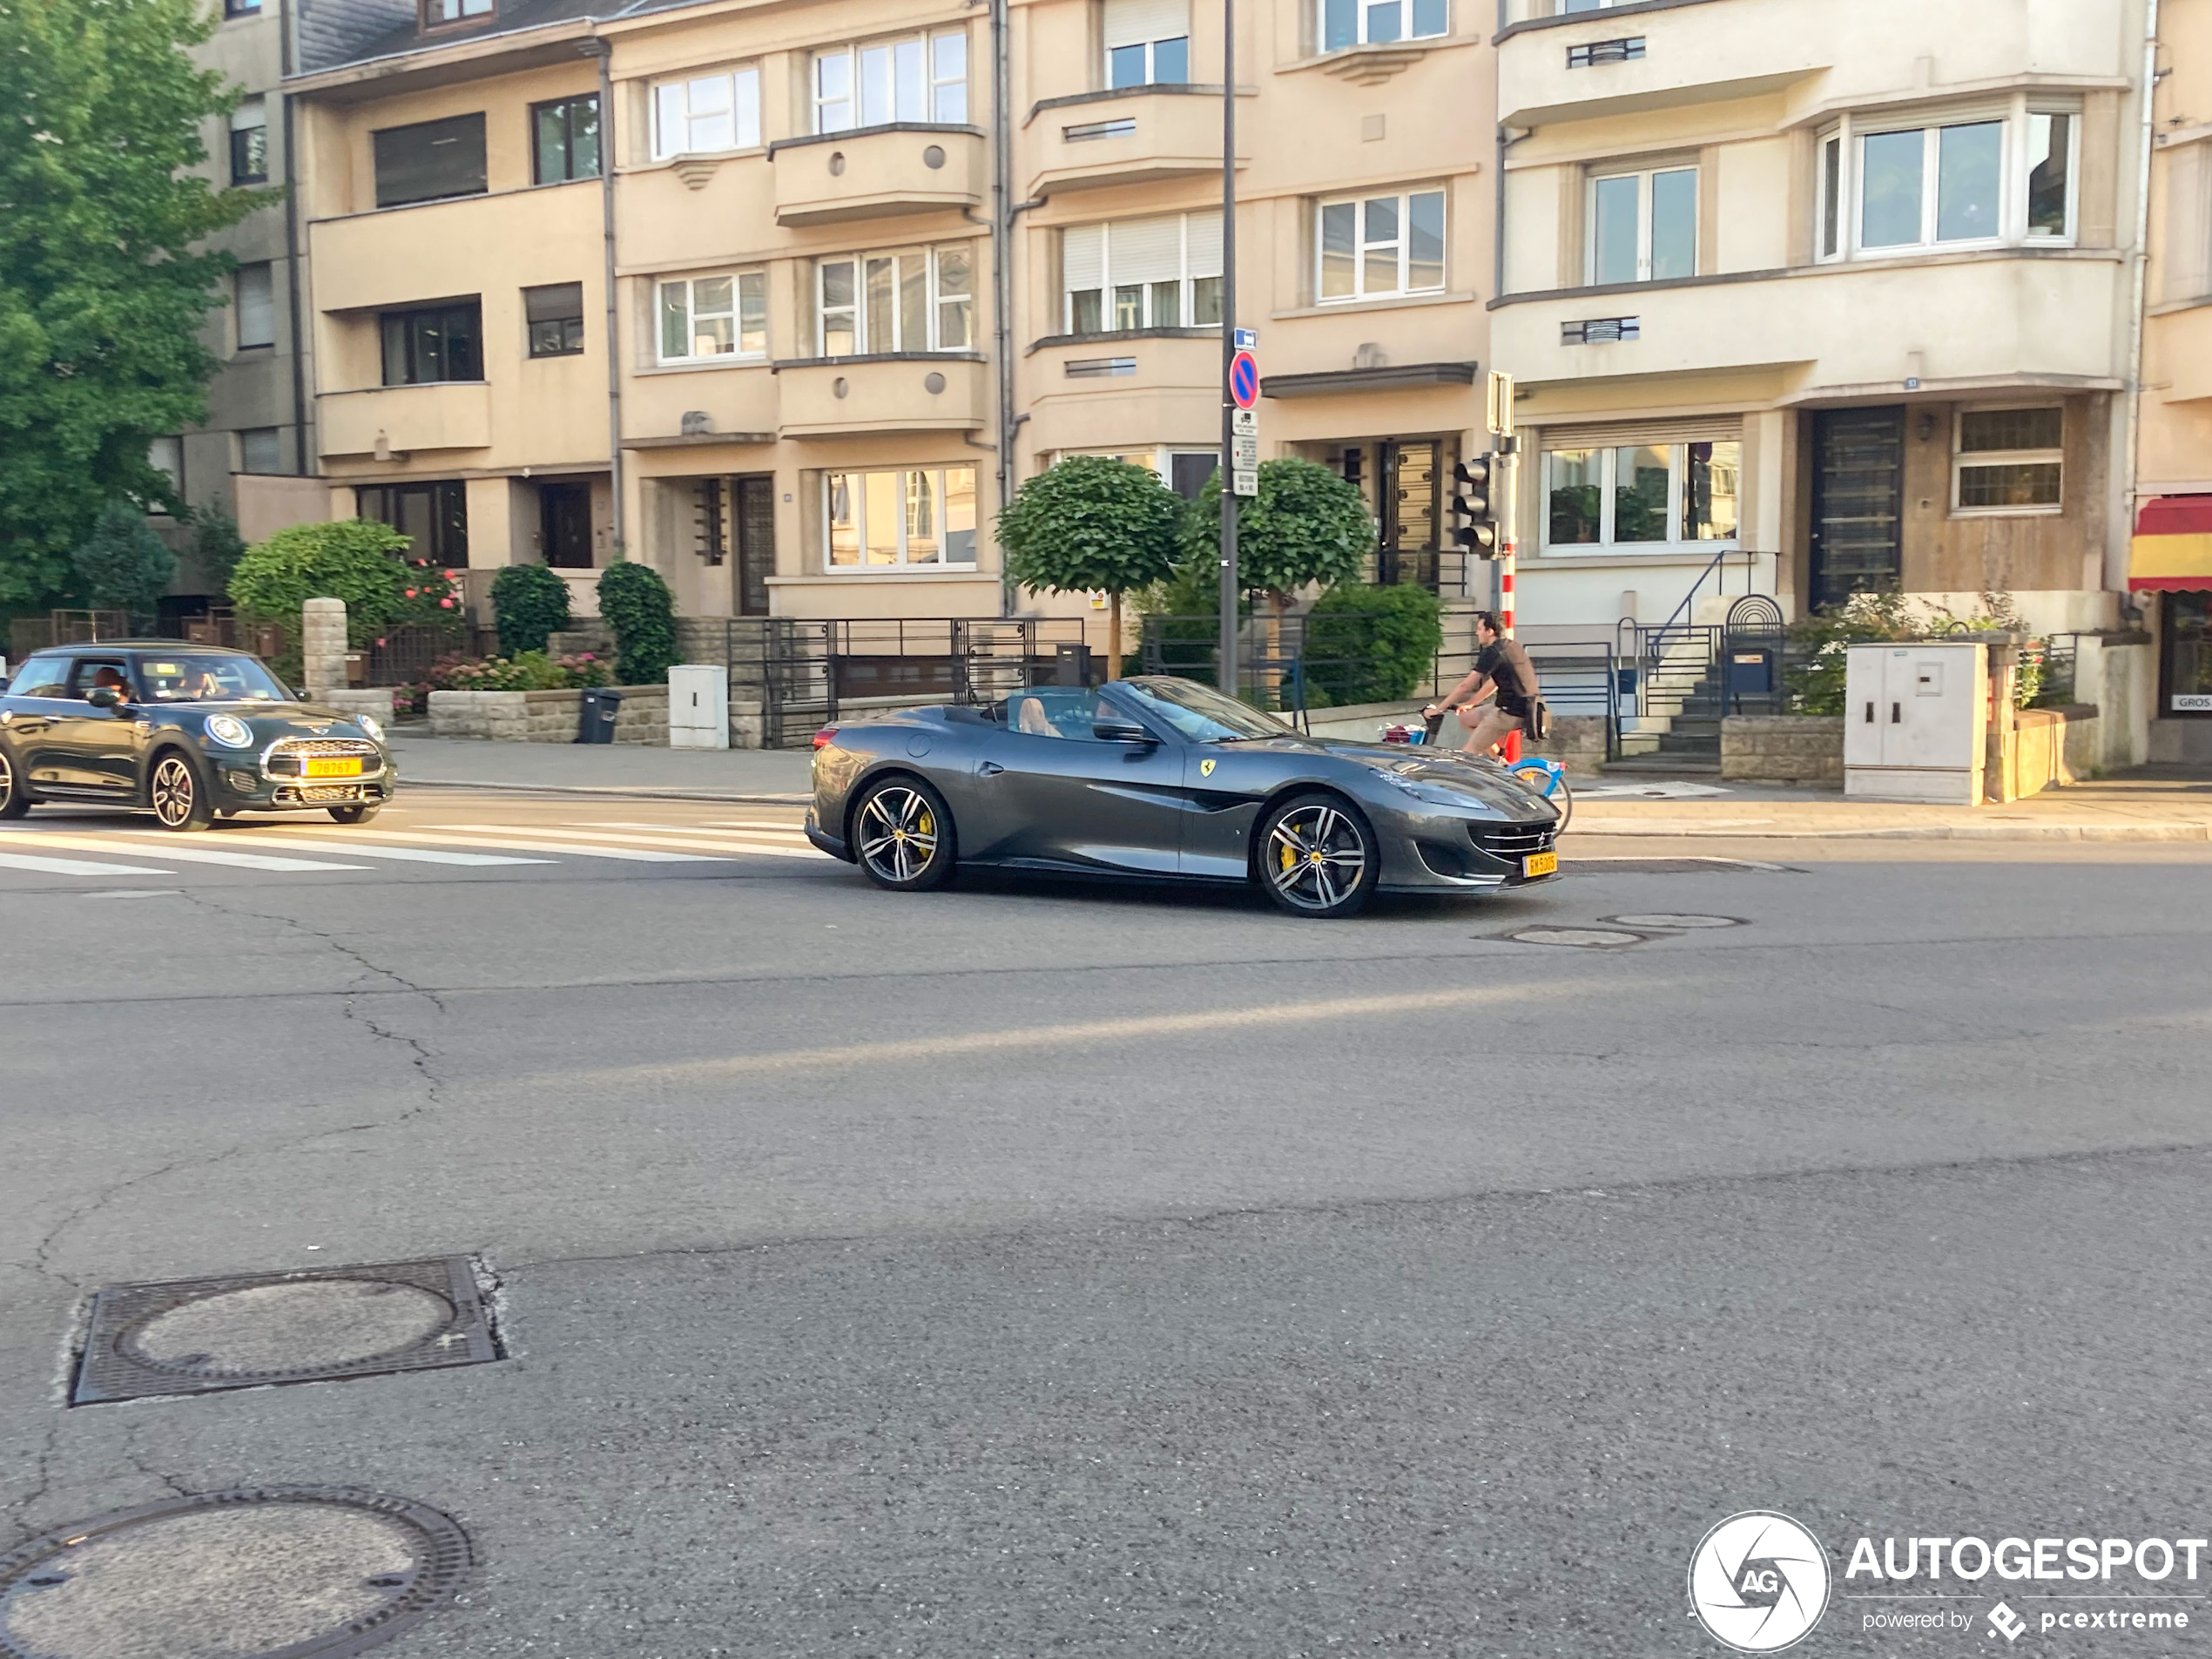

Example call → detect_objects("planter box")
1722 716 1845 783
428 685 669 744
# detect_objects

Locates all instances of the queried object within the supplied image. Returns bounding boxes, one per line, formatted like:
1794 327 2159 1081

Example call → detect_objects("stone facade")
1721 717 1845 785
428 686 669 744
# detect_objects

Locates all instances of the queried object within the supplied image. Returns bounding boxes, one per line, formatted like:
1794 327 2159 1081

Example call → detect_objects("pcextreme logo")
1688 1512 1833 1653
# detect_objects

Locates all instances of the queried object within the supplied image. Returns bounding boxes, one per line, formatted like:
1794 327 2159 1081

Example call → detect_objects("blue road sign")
1232 327 1258 349
1229 351 1258 409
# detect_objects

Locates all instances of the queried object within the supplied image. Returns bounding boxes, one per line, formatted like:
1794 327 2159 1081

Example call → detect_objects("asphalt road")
2 792 2209 1657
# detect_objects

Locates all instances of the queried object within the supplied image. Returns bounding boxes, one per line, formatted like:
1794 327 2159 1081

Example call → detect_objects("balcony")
1494 0 2127 128
317 381 490 460
1024 87 1247 198
768 125 985 227
1489 253 2128 396
775 354 988 438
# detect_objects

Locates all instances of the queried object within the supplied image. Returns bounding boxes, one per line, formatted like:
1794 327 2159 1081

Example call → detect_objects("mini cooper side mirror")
85 687 122 710
1093 718 1153 745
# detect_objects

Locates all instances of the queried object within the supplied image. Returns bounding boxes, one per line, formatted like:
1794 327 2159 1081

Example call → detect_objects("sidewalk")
389 733 814 800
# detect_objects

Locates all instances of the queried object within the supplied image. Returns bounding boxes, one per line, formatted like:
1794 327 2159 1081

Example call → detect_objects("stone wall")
1530 716 1608 774
1722 716 1844 783
2013 705 2100 795
428 686 669 744
314 688 399 721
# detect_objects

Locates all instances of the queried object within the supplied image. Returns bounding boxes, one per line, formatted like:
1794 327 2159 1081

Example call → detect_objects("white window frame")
1062 212 1224 334
1315 187 1447 304
815 245 974 357
812 30 968 134
656 271 767 364
823 465 980 570
233 261 275 349
1317 0 1447 52
1815 97 2080 264
651 65 762 160
1584 164 1697 286
1539 440 1743 556
1951 404 2064 516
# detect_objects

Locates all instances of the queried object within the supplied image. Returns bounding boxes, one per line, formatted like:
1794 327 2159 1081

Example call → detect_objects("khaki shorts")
1458 705 1525 754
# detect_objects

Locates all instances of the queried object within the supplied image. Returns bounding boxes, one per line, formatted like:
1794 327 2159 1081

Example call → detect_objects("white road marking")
131 831 555 867
430 824 819 860
0 851 179 878
269 825 730 862
0 831 367 873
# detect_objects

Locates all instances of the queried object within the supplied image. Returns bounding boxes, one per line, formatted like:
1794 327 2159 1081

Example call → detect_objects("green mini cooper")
0 643 395 831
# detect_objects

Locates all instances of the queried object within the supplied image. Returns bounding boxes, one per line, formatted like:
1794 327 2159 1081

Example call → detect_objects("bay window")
1543 440 1739 551
1062 212 1223 333
1588 165 1696 285
816 245 972 356
1317 188 1445 302
813 30 967 132
826 466 979 568
1318 0 1446 52
658 272 766 362
1817 100 2077 260
1952 407 2062 512
653 67 760 158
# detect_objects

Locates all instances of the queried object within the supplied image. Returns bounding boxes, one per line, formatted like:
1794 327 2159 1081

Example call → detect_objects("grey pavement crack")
2 1416 63 1546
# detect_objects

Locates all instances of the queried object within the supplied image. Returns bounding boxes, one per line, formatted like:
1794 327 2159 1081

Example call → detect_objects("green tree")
229 519 455 647
1303 582 1445 706
189 508 246 597
1182 458 1374 604
489 562 574 656
0 0 273 618
997 455 1183 678
597 559 678 685
71 497 176 621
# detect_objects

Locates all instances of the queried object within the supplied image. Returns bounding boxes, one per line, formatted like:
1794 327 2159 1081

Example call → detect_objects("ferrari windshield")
1115 677 1294 743
132 654 292 703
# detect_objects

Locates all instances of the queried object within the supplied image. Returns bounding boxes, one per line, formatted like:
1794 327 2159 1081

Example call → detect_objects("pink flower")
439 597 455 609
404 589 417 598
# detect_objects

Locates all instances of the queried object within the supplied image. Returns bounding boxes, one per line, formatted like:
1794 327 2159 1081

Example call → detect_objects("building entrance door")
1379 440 1442 590
1810 408 1905 610
732 475 773 617
540 482 593 569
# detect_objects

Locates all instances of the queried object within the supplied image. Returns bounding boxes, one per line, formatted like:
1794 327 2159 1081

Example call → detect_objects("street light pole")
1217 0 1238 698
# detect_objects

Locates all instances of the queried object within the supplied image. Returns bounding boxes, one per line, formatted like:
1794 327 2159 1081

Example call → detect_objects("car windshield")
1114 677 1295 743
132 654 292 704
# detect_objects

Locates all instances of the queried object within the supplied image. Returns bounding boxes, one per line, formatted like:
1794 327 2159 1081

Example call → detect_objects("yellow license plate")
304 757 363 779
1522 851 1557 878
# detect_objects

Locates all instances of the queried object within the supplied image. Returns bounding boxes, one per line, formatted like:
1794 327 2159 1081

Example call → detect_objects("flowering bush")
403 650 613 711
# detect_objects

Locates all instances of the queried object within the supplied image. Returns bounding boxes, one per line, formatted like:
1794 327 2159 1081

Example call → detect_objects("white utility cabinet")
667 664 730 750
1843 642 1987 803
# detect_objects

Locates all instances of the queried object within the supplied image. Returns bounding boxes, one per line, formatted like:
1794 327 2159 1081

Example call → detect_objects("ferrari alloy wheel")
149 752 214 832
0 748 27 819
853 777 955 892
1257 792 1377 918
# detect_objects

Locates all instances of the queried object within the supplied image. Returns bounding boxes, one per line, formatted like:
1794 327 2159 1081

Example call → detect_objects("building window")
422 0 492 25
1104 0 1188 87
1952 407 2062 512
229 98 267 185
239 428 282 474
380 301 482 385
373 113 488 208
652 67 761 158
1588 165 1696 285
1062 448 1217 499
817 246 972 355
1063 212 1222 333
233 263 274 349
1317 188 1445 303
813 30 968 133
825 466 978 568
148 437 184 499
357 481 469 568
525 282 585 357
1817 105 2076 260
1318 0 1444 53
533 95 600 183
1542 440 1740 551
658 272 767 362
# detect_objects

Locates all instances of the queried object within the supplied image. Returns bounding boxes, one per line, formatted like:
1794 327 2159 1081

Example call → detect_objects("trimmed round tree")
489 562 574 656
996 455 1184 680
1181 457 1374 606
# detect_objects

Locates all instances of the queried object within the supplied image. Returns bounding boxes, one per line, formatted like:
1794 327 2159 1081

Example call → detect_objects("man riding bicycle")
1425 610 1539 756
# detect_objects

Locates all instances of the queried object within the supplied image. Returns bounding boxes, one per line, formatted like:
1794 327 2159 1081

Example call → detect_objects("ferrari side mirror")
1093 718 1153 745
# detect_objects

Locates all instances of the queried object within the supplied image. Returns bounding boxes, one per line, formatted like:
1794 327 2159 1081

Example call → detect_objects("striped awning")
2131 495 2212 590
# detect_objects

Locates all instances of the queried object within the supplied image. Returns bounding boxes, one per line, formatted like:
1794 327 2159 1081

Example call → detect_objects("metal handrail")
1654 543 1737 637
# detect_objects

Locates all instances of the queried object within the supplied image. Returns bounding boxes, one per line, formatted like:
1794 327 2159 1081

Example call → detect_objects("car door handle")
977 760 1005 776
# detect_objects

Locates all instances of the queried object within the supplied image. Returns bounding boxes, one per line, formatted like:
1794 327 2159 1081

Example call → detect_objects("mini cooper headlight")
357 712 384 742
206 713 254 749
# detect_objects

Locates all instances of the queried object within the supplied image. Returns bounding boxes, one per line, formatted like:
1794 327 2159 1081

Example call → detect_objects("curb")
1571 822 2211 842
401 779 811 805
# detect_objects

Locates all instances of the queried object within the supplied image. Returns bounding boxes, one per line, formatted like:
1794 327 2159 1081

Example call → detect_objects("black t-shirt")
1475 638 1539 717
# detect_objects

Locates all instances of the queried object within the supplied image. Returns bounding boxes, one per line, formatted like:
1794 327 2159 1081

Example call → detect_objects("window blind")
1062 225 1106 292
1103 0 1188 49
1541 416 1743 448
1184 210 1223 278
1108 215 1184 285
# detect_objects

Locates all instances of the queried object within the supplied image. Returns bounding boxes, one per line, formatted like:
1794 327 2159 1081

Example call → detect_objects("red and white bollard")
1499 542 1521 764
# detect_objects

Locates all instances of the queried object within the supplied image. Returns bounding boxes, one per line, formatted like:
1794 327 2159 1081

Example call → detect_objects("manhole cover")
1508 927 1643 948
1601 913 1743 929
0 1487 471 1659
74 1258 498 1406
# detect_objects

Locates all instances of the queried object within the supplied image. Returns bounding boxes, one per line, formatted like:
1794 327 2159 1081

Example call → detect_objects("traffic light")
1448 455 1499 557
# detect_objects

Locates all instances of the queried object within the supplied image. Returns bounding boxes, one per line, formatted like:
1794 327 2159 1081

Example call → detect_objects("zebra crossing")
0 808 831 889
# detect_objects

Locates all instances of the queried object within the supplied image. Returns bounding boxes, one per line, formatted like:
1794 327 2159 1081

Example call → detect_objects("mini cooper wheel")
852 776 954 892
1257 792 1378 919
328 803 381 825
0 748 28 819
148 751 215 832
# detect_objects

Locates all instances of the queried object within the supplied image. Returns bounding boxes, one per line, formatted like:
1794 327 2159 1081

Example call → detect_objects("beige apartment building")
1491 0 2153 649
282 0 1499 642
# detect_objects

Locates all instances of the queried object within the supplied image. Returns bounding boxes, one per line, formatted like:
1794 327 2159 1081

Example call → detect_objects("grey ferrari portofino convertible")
806 675 1561 918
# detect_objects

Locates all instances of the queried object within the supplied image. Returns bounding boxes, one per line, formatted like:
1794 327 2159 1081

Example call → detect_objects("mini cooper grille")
266 737 380 778
1470 824 1557 858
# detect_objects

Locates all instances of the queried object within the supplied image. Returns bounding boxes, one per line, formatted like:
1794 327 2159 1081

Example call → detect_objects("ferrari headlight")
206 714 254 749
358 712 384 742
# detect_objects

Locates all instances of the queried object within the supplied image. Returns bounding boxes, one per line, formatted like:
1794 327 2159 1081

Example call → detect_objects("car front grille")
1470 823 1557 859
266 738 381 778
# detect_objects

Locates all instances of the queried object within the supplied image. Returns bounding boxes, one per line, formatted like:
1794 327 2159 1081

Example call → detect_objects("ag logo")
1199 758 1216 777
1688 1512 1830 1653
